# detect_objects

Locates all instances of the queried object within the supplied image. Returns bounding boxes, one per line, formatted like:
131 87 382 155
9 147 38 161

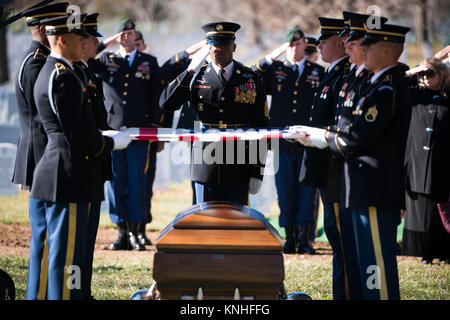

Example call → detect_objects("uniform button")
219 109 224 113
87 99 91 103
358 163 363 168
199 96 203 99
309 117 313 121
293 91 298 95
221 97 225 101
219 120 223 124
293 100 297 104
122 100 127 105
292 109 297 113
125 74 130 78
145 114 149 118
295 82 299 86
423 146 430 151
124 83 128 87
85 156 89 160
110 72 113 75
338 115 342 119
123 92 128 96
425 127 433 132
94 93 97 97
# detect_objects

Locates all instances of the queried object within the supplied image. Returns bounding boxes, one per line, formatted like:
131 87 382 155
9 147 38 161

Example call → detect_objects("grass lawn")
0 180 449 300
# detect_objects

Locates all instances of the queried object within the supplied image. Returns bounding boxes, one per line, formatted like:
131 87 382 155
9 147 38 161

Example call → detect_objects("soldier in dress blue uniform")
12 2 69 300
297 16 358 300
72 12 112 299
159 40 210 206
31 14 131 300
160 22 269 205
298 22 412 300
89 19 164 251
254 29 324 254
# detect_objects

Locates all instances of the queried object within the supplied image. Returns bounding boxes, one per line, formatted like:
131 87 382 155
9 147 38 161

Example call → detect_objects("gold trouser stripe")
368 206 389 300
62 203 77 300
334 202 350 300
88 202 91 219
144 142 152 175
37 236 49 300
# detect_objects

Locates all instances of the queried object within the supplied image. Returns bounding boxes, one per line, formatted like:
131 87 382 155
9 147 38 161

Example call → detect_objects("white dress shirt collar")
327 55 348 73
371 64 396 84
355 64 366 77
211 60 234 81
119 47 138 66
50 52 73 70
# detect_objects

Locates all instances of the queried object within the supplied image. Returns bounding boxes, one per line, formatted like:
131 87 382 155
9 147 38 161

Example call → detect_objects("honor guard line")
104 126 310 142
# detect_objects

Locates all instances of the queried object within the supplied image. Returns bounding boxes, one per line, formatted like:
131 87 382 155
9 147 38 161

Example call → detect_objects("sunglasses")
419 69 436 78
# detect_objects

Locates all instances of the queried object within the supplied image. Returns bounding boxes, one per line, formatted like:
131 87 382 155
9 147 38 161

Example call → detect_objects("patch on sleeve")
365 105 378 122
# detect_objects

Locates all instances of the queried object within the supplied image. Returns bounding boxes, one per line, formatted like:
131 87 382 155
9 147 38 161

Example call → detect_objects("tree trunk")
420 0 433 58
0 26 8 84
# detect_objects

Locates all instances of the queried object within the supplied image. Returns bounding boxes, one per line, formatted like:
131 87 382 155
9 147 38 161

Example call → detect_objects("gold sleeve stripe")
94 135 106 158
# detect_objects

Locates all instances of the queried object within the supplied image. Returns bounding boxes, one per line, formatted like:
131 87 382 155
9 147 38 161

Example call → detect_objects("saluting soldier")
32 14 131 300
298 22 412 300
159 40 210 205
89 19 163 251
254 29 324 254
72 12 111 299
12 2 69 300
160 22 269 204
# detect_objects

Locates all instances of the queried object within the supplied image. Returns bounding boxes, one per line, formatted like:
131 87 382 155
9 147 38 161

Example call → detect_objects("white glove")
305 127 328 149
266 42 290 62
249 177 263 195
110 127 132 150
187 44 211 73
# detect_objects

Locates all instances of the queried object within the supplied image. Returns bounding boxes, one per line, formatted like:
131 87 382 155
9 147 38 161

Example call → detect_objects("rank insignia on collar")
365 105 378 122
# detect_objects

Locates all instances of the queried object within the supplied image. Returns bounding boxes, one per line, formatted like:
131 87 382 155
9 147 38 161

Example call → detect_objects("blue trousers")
107 141 153 223
81 201 101 299
275 152 318 227
195 182 249 205
26 198 47 300
321 191 363 300
351 207 400 300
28 200 89 300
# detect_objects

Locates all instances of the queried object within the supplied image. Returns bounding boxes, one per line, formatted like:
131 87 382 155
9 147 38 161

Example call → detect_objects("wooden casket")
153 201 284 300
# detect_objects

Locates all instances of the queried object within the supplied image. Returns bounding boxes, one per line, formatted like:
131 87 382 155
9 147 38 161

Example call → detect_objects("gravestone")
0 143 18 195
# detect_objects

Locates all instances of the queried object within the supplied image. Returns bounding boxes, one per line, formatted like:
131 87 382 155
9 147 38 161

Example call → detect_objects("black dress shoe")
108 222 131 250
129 232 146 251
421 258 432 264
138 223 152 245
137 233 152 246
128 222 146 251
283 226 296 254
297 226 315 255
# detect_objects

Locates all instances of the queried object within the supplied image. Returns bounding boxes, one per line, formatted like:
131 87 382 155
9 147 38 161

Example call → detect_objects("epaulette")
55 62 67 75
33 48 47 60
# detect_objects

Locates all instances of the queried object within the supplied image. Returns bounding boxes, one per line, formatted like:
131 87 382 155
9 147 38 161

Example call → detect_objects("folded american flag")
122 126 309 142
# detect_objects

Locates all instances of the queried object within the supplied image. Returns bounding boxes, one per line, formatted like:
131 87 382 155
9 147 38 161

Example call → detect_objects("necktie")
293 64 299 74
124 54 130 66
219 68 227 86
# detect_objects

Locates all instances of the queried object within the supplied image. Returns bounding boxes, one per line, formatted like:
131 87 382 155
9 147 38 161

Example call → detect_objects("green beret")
284 29 305 43
118 19 135 32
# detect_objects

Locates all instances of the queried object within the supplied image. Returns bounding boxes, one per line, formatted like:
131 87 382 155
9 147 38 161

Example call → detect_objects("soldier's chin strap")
0 0 54 29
